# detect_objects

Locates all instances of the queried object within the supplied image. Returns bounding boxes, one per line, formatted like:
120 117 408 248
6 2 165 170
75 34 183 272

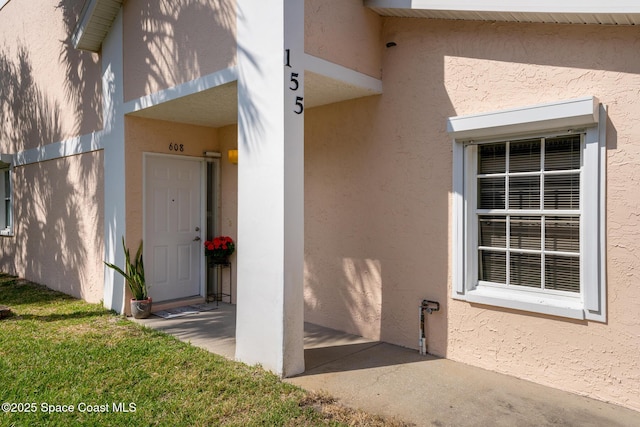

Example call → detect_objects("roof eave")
72 0 123 52
364 0 640 25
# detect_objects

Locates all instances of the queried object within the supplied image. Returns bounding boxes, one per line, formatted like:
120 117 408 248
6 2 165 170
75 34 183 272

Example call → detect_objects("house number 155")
285 49 304 115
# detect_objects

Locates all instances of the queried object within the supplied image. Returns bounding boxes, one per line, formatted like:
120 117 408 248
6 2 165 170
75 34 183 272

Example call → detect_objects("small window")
0 162 13 236
449 97 606 321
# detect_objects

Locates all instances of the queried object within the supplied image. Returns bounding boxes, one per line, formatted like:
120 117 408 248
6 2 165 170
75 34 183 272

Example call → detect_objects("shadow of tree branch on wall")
125 0 237 100
56 0 104 283
0 47 63 154
0 36 103 302
56 0 102 137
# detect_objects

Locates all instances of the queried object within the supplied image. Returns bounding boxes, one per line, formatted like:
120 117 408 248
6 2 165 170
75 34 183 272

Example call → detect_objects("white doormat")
152 303 218 319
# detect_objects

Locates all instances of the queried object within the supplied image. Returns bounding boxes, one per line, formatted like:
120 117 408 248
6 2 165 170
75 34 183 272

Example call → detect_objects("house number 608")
285 49 304 115
169 143 184 152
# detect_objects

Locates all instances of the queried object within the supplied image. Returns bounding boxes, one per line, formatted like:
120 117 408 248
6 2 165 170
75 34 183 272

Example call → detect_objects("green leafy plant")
104 238 147 300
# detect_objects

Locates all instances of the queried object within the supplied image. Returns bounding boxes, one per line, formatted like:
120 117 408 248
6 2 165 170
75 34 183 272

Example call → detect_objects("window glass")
509 176 540 209
545 136 581 171
478 177 505 209
544 174 580 210
479 251 506 284
478 144 506 174
510 216 541 250
475 135 581 292
510 139 540 172
479 216 506 247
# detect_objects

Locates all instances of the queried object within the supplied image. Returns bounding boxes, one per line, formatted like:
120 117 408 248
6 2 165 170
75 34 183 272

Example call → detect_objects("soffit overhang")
126 58 383 128
72 0 123 52
365 0 640 25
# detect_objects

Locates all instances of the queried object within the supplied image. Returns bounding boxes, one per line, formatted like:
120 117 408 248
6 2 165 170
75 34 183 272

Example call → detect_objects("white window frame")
449 96 606 322
0 159 13 237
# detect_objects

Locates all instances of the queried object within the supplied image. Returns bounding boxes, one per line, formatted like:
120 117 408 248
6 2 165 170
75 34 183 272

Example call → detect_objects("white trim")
447 96 599 141
365 0 640 14
199 159 207 299
304 54 383 95
123 67 238 115
583 127 600 314
452 139 465 295
14 133 104 167
72 0 123 52
465 287 585 320
72 0 99 49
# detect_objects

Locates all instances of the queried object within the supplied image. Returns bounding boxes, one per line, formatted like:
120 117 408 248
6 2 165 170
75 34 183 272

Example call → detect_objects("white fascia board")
13 133 104 167
447 96 599 141
365 0 640 14
123 66 238 114
305 54 383 94
72 0 123 52
72 0 98 50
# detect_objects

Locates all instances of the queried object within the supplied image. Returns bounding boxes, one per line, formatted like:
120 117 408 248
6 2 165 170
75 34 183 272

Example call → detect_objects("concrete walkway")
134 303 640 427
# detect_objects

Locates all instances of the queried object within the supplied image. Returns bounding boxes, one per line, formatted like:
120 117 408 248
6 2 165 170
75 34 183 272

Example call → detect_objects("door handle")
193 236 201 241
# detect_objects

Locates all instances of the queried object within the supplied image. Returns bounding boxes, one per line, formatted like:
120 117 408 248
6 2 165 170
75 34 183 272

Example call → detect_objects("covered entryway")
144 154 205 302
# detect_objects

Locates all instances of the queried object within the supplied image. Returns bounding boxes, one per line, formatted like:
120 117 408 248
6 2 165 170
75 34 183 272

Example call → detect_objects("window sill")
0 229 13 237
457 286 585 320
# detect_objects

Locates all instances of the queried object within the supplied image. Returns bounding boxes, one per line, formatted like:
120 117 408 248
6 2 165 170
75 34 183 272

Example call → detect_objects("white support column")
235 0 305 377
102 10 127 314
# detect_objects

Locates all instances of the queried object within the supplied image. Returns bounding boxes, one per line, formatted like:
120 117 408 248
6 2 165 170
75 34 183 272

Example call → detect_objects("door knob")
193 236 201 241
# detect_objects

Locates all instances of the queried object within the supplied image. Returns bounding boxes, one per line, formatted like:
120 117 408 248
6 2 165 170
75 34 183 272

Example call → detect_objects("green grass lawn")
0 275 404 427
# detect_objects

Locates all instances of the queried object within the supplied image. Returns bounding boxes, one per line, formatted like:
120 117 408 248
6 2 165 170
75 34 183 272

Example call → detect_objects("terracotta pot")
130 297 152 319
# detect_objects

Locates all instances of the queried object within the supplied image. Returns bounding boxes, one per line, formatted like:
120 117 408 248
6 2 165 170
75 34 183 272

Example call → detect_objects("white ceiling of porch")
126 71 382 128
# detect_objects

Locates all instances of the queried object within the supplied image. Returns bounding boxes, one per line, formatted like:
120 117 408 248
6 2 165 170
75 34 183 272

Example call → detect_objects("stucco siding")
0 0 102 149
123 0 237 102
304 0 383 79
0 151 104 303
427 19 640 410
304 18 640 410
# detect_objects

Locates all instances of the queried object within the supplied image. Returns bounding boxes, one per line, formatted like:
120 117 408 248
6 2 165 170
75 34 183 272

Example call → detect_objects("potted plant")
104 238 151 319
204 236 235 266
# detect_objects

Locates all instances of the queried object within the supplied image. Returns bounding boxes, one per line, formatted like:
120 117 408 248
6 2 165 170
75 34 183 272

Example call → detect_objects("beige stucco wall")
0 0 104 302
0 151 105 303
123 0 237 102
0 0 102 150
304 0 382 79
304 18 640 410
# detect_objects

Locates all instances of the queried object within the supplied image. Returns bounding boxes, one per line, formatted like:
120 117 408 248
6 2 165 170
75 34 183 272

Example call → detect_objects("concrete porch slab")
133 303 640 426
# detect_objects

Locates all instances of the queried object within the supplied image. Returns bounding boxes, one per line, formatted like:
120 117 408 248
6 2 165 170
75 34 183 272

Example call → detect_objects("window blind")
477 135 581 293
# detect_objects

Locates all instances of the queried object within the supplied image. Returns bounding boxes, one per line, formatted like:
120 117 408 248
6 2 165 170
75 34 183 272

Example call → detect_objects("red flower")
204 236 235 258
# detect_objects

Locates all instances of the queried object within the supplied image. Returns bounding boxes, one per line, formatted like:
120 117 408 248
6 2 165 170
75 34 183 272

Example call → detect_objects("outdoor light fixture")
228 149 238 164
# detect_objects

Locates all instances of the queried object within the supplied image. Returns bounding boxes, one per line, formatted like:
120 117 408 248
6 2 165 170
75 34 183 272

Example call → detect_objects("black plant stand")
209 261 232 305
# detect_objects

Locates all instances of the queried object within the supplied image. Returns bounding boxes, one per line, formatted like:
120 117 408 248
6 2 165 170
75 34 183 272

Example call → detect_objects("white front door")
144 155 204 302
